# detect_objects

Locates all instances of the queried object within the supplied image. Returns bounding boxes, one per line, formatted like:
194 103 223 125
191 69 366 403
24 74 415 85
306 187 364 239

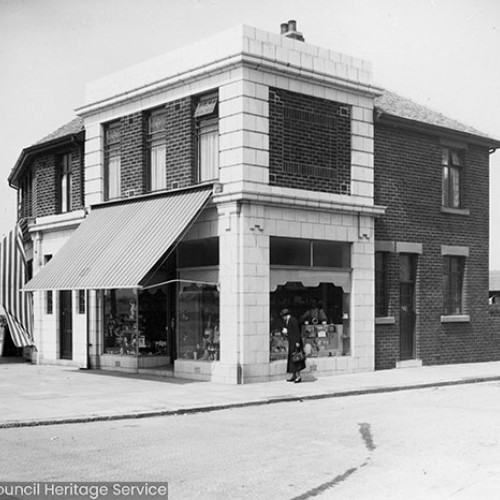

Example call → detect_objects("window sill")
375 316 396 325
440 314 470 323
441 207 470 216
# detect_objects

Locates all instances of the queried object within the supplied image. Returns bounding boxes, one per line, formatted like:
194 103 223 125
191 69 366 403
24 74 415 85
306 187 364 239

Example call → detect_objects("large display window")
177 283 220 361
270 281 350 361
103 288 169 356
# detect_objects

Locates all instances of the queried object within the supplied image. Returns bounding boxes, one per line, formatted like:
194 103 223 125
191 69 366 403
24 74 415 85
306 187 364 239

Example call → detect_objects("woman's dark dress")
285 315 306 373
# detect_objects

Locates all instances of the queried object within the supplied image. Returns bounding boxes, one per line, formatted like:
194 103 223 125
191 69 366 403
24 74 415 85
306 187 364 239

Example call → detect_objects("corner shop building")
23 24 386 383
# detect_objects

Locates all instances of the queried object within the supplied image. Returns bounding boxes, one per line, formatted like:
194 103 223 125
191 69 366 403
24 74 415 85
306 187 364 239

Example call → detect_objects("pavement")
1 358 500 428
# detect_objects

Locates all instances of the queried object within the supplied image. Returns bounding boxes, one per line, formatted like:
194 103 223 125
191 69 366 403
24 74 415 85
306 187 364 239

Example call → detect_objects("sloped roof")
34 116 84 145
490 270 500 292
375 90 499 144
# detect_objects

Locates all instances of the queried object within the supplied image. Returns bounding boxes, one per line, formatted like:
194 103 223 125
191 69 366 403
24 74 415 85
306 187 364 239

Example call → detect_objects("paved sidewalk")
1 359 500 428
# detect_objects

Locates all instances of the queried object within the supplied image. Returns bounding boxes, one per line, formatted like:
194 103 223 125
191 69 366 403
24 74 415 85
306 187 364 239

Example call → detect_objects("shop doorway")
59 290 73 360
399 254 417 360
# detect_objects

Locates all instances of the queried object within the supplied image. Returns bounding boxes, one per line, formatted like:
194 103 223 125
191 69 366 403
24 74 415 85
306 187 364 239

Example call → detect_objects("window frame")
443 255 465 315
58 152 73 213
104 121 121 201
442 147 464 209
146 108 167 192
195 93 219 183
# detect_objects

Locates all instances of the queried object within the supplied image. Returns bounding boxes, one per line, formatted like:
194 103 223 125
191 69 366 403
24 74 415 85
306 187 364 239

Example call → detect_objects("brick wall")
20 142 85 220
269 87 351 194
71 145 84 210
374 123 498 369
165 97 195 189
110 97 195 196
33 154 57 218
120 112 147 196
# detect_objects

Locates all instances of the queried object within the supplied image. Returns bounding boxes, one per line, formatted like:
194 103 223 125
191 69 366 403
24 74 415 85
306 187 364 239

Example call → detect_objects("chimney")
280 19 305 42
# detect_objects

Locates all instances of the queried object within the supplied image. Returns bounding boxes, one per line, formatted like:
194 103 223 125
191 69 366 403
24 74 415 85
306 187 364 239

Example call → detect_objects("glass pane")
313 241 350 267
178 284 219 361
178 238 219 267
450 167 460 207
270 237 310 266
451 151 462 166
103 289 139 355
199 127 219 181
441 148 449 165
442 166 449 206
61 173 67 213
150 144 166 191
108 156 121 199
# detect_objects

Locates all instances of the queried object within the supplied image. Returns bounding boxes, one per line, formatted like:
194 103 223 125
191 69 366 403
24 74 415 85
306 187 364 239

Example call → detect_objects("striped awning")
24 186 212 291
0 224 34 347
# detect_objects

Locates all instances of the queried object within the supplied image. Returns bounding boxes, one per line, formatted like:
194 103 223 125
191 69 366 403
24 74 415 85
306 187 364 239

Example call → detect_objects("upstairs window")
147 108 167 192
443 256 465 315
104 121 121 200
18 171 33 219
442 148 463 208
195 93 219 182
58 152 73 213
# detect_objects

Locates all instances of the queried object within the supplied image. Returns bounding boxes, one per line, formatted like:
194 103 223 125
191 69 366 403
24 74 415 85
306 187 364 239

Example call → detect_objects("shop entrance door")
399 254 416 361
59 290 73 360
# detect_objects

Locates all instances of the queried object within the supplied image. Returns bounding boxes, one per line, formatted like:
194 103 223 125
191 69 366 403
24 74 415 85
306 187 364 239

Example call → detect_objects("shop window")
443 256 465 315
103 288 170 356
195 93 219 182
270 238 350 268
375 252 389 317
270 282 350 361
146 108 167 192
178 283 219 361
442 147 463 209
178 238 219 268
103 289 138 355
270 238 310 266
313 241 351 268
58 152 73 213
104 121 121 200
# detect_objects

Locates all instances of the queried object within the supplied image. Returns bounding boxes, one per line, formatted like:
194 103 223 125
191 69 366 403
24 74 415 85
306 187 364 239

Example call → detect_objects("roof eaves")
8 122 85 189
375 111 500 150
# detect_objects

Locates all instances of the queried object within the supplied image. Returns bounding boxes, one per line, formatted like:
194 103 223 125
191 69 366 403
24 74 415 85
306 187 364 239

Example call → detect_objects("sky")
0 0 499 268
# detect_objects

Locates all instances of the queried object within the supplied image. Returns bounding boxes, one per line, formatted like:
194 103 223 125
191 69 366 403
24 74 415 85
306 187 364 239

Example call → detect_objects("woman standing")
280 309 306 383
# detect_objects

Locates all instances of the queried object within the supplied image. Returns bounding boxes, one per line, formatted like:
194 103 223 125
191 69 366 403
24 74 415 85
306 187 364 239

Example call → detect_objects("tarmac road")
2 381 500 499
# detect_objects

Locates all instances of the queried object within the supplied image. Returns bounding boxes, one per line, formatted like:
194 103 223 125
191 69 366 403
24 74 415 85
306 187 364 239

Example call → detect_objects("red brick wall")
269 88 351 193
374 123 497 369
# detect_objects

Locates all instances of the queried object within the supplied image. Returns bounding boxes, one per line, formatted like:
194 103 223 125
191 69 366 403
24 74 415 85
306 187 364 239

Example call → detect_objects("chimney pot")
288 20 297 31
280 22 288 34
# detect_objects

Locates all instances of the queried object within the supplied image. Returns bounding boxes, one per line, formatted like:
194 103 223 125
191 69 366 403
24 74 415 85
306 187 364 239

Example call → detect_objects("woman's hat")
280 308 290 317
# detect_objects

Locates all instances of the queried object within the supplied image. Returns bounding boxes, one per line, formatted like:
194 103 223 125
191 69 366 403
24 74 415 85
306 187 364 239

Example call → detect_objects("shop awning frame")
24 185 213 292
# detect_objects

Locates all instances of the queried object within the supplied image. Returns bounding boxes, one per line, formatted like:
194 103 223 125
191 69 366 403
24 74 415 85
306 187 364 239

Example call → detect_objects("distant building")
490 271 500 305
8 22 500 382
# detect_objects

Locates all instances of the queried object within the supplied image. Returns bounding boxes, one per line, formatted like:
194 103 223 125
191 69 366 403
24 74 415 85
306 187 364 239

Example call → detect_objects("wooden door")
400 255 417 360
59 290 73 360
